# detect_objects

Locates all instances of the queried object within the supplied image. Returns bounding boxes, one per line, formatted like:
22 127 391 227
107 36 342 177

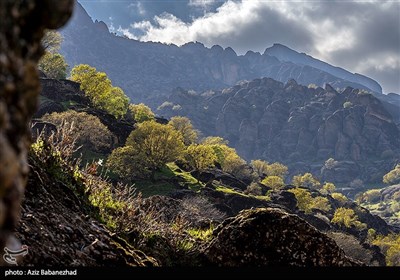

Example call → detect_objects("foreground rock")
0 0 73 263
203 208 358 266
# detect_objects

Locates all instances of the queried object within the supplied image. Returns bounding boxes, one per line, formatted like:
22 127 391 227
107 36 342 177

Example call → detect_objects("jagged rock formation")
158 78 400 185
0 0 74 264
203 208 358 266
60 2 385 109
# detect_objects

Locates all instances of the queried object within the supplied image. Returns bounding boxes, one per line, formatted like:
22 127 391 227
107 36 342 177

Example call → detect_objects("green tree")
39 53 68 79
289 188 331 214
129 103 155 123
38 30 68 79
126 121 185 177
266 163 288 179
201 136 228 146
100 86 130 119
251 159 269 177
292 173 321 189
41 30 62 53
261 176 285 190
185 144 217 172
169 116 198 145
70 64 129 118
331 208 366 229
321 182 336 195
383 164 400 185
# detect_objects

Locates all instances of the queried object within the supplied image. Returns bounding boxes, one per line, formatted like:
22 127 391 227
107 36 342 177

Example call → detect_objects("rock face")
0 0 73 264
60 2 384 109
203 208 357 266
158 78 400 185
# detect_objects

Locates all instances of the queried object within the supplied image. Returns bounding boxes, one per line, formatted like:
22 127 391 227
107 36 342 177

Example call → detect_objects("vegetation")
107 121 185 179
129 103 155 123
331 208 366 229
321 182 336 195
383 164 400 185
251 160 288 179
343 101 353 109
261 176 284 190
70 64 129 118
372 234 400 266
39 30 68 79
289 187 331 214
169 116 198 145
41 110 113 153
185 144 216 172
292 173 321 190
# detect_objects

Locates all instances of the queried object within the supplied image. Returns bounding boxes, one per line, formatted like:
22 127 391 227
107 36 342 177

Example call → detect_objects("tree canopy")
129 103 155 123
169 116 198 146
185 144 216 172
70 64 129 118
107 121 185 179
38 30 68 79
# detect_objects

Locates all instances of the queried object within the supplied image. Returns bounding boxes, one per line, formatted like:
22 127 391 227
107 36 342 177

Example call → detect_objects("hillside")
60 2 385 109
157 78 400 187
18 74 400 267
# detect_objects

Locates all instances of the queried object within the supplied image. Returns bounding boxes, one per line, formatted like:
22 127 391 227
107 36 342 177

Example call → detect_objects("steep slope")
60 2 382 108
264 43 382 94
157 78 400 186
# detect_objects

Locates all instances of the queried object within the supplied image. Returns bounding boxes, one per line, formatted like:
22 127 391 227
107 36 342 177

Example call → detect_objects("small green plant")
187 225 214 242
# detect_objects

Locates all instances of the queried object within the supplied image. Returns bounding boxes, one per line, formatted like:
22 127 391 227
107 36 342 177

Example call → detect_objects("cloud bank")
79 0 400 93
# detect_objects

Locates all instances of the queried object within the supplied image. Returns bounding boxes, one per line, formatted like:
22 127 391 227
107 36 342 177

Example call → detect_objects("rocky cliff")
158 78 400 186
60 2 385 109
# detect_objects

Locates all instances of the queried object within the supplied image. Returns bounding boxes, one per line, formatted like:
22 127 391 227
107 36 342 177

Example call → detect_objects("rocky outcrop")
203 208 358 266
0 0 73 264
158 78 400 185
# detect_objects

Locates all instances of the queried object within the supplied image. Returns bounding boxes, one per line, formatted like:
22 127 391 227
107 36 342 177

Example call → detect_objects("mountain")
157 78 400 187
264 43 382 94
60 2 385 109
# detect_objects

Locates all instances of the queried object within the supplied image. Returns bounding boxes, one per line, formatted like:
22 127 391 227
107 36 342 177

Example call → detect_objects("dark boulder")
203 208 358 266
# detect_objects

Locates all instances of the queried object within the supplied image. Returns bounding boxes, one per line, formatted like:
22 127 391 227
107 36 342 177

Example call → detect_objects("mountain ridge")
60 2 385 109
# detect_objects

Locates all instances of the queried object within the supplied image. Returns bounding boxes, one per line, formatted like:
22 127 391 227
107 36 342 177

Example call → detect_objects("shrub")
42 110 114 153
331 208 366 229
289 188 331 214
331 192 348 203
129 103 155 123
185 144 216 172
261 176 285 190
169 116 198 145
292 173 321 190
324 158 338 169
383 164 400 185
343 101 353 109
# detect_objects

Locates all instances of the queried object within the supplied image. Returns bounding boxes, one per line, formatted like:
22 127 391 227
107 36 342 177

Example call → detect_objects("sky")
78 0 400 93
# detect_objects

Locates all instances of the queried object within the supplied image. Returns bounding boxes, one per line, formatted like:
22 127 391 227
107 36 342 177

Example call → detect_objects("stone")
0 0 74 263
203 208 358 266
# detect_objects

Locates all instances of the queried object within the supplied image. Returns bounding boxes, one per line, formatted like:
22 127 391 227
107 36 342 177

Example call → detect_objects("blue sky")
78 0 400 93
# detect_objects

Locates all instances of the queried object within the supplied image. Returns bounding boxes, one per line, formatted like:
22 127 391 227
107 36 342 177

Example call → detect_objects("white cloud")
117 26 137 40
127 0 399 93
